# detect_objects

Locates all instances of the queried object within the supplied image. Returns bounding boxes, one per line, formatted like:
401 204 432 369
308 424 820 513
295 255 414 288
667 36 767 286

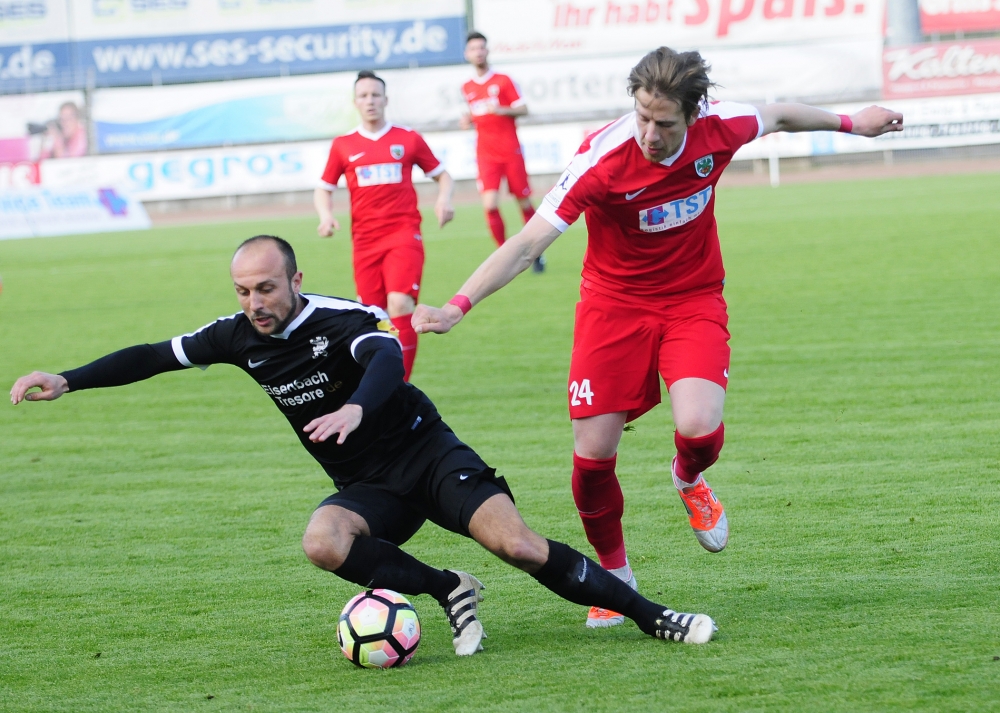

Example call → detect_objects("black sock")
532 539 665 636
334 536 460 603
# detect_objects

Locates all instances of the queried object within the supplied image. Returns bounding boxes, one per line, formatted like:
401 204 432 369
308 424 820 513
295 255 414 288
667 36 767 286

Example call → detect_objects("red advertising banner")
0 161 41 189
883 40 1000 98
919 0 1000 33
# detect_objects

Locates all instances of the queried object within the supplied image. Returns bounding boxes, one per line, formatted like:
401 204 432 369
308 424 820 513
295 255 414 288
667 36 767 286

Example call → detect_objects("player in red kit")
415 48 903 627
461 32 544 272
315 71 455 381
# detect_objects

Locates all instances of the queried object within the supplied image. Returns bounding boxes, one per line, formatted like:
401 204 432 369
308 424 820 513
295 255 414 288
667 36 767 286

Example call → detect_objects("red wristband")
838 114 853 134
447 295 472 315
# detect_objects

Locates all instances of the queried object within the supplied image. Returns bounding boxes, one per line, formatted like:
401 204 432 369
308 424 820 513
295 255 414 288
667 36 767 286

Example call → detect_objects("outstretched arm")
412 214 562 335
760 104 903 138
11 342 184 405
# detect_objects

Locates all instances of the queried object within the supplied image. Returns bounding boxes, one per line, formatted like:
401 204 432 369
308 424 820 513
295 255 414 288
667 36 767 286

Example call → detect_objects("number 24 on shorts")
569 379 594 406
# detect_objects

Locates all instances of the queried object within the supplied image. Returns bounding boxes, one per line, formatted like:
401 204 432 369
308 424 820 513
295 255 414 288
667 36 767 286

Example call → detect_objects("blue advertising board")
0 15 465 93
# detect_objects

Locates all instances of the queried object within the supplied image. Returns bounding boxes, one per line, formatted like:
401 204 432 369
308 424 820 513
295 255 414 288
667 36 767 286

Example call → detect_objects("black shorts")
317 426 514 546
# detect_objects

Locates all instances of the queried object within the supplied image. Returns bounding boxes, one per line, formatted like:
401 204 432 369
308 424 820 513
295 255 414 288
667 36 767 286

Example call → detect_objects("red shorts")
353 231 424 308
476 153 531 198
568 288 731 422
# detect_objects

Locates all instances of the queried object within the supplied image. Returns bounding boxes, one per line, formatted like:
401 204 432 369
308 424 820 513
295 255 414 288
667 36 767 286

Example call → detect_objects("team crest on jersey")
390 144 405 160
488 84 500 96
310 336 329 359
694 154 714 178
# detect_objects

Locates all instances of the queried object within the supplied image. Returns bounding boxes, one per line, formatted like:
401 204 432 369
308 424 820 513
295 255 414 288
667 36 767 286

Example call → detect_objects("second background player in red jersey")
314 71 455 381
461 32 545 273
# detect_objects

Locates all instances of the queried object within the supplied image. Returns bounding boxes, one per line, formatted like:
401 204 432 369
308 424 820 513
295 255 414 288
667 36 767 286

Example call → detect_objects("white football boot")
443 570 486 655
653 610 717 644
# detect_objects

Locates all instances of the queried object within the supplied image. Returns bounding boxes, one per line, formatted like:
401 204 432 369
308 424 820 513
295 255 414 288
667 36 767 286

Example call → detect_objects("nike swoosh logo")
459 474 469 481
578 558 588 583
248 358 268 369
723 368 729 378
348 152 365 162
625 188 647 200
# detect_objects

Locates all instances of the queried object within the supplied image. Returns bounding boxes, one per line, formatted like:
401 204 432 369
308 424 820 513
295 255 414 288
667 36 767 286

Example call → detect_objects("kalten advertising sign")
918 0 1000 34
883 40 1000 99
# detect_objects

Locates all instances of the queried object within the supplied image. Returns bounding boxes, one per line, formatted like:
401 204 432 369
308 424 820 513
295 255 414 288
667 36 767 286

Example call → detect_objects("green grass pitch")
1 173 999 712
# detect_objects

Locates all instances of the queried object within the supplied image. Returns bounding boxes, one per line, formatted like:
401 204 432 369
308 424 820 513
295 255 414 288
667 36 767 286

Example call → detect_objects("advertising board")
69 0 465 39
0 0 466 92
38 93 1000 202
918 0 1000 33
0 186 150 240
0 90 87 187
473 0 885 61
89 39 881 154
883 39 1000 99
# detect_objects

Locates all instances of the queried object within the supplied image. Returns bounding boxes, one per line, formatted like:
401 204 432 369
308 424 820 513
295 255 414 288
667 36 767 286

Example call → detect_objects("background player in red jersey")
461 32 545 272
314 70 455 381
415 47 903 628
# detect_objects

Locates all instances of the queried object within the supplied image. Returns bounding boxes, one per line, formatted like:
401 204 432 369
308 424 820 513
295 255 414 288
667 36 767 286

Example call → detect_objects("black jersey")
170 293 441 488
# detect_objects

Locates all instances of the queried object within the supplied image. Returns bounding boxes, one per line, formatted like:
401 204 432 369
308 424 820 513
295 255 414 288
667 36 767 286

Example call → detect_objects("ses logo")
639 186 713 233
92 0 188 18
0 1 47 21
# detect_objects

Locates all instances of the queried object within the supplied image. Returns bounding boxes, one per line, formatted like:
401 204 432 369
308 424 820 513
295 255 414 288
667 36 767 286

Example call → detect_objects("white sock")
673 472 703 490
608 562 633 583
672 458 703 490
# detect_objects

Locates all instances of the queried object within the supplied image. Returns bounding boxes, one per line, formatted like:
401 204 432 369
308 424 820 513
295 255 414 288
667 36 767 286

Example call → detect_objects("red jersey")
462 70 524 163
537 101 762 301
319 123 444 247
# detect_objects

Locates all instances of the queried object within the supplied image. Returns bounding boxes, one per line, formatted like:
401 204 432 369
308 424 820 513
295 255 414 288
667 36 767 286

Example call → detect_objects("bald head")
231 235 303 335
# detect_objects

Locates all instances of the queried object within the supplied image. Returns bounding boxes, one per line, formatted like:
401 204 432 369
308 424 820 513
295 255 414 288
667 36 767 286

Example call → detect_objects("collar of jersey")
355 122 394 142
270 295 316 340
631 113 687 167
469 69 495 85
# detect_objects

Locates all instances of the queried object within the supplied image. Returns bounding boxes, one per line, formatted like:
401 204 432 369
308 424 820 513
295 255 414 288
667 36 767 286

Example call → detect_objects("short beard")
252 290 301 336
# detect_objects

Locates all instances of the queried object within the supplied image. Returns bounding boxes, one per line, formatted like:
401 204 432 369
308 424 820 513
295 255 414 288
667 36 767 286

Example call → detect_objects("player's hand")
10 371 69 405
850 106 903 138
412 303 464 335
303 404 363 444
458 113 472 130
317 217 340 238
435 200 454 228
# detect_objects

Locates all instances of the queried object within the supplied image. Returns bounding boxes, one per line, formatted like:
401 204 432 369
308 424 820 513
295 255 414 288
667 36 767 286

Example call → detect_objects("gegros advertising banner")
474 0 885 60
0 0 467 92
884 39 1000 99
918 0 1000 33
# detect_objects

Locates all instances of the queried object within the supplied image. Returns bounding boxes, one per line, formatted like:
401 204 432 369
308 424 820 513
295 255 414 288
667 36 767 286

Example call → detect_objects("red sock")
485 208 505 247
674 423 725 483
390 315 417 381
571 453 627 570
520 203 535 224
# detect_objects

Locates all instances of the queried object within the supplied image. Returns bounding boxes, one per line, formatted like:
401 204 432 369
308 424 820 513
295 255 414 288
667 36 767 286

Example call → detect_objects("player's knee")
674 412 722 439
385 292 414 318
491 530 547 570
302 526 354 571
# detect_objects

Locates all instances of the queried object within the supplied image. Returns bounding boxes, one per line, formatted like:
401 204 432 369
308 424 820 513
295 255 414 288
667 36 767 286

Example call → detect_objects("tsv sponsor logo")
355 162 402 186
638 186 712 233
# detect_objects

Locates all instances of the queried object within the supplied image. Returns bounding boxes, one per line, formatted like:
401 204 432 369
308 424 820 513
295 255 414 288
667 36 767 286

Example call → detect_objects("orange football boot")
673 457 729 552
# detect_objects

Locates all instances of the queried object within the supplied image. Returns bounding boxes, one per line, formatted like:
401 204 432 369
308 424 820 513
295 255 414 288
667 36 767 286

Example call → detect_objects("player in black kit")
10 235 716 652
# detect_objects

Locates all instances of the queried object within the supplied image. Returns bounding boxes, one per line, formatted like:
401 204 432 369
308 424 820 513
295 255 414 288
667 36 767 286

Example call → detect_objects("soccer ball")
337 589 421 669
